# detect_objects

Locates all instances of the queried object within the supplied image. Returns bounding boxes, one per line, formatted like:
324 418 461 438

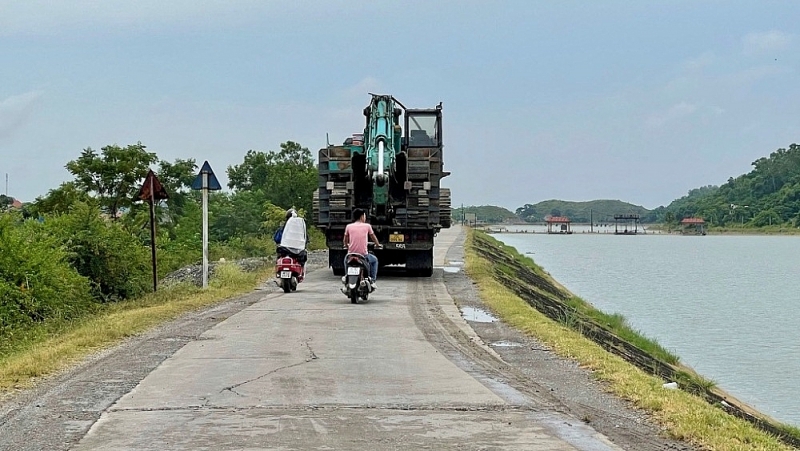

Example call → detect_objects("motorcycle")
341 252 374 304
275 253 304 293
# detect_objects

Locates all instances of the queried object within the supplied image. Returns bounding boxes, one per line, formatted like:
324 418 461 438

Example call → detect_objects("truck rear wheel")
330 249 345 276
407 250 433 277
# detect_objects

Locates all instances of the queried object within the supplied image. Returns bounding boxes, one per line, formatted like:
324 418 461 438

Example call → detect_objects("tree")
227 141 317 214
516 204 538 222
155 158 198 227
263 201 292 236
0 195 13 211
662 143 800 228
663 212 676 232
209 191 267 242
29 182 96 217
65 142 158 219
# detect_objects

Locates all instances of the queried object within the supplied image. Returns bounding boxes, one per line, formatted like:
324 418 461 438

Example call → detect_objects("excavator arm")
362 94 404 216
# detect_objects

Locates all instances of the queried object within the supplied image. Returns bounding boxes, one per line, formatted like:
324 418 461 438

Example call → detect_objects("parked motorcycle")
275 254 304 293
341 253 373 304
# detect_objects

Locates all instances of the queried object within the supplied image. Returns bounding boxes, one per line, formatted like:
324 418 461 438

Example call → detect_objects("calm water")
494 227 800 426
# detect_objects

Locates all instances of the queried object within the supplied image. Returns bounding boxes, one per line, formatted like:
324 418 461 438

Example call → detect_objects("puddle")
448 261 465 266
490 340 523 348
460 306 498 323
442 266 461 273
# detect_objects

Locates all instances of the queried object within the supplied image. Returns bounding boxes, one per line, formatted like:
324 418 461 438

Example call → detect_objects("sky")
1 1 799 211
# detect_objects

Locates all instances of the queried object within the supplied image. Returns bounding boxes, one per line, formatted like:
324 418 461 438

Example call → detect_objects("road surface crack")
304 338 318 360
220 338 318 396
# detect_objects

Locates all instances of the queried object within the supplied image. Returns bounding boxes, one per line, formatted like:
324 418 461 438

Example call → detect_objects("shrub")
42 203 151 301
0 214 94 333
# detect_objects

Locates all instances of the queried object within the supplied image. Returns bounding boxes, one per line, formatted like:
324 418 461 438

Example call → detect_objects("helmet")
285 209 297 220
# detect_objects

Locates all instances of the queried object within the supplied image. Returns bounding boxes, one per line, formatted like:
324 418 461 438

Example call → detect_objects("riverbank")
464 229 800 450
479 224 800 237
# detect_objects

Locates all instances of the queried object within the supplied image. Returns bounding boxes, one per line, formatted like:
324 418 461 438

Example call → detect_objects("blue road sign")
192 161 222 190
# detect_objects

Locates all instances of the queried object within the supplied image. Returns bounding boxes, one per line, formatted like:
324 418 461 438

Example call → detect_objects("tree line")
1 140 319 350
470 142 800 229
658 143 800 228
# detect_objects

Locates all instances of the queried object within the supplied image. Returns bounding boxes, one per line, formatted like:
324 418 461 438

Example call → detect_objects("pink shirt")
345 221 374 255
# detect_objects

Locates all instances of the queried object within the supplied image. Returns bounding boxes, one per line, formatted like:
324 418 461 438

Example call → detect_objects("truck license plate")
389 234 404 242
280 271 291 278
347 267 361 275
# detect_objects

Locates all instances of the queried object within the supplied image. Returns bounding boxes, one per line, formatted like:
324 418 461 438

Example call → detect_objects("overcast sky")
1 1 798 210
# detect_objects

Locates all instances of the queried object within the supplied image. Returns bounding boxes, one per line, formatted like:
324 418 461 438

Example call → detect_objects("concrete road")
74 226 621 450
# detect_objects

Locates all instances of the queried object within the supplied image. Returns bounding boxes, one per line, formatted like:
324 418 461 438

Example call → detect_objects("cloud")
723 64 789 87
0 90 44 142
645 102 698 128
680 52 716 72
742 30 792 55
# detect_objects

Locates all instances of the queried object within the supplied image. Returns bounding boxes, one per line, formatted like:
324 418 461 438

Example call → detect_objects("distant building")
1 196 23 211
545 216 573 234
613 214 640 235
680 217 706 235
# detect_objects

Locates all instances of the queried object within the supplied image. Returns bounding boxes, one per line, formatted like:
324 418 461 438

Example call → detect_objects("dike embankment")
466 230 800 449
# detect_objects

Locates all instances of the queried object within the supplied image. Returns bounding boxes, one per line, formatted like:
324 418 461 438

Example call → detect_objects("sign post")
191 161 222 288
136 169 169 292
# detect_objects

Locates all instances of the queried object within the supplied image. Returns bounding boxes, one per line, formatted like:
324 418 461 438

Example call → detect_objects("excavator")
313 94 451 276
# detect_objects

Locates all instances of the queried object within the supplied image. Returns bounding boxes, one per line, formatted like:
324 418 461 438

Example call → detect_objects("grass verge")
0 262 265 394
465 229 798 451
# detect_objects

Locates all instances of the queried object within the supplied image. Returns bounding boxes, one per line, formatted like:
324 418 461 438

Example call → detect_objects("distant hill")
516 199 654 223
659 143 800 227
452 205 520 223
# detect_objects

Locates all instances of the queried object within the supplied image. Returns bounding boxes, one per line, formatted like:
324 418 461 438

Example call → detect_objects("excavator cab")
405 108 442 148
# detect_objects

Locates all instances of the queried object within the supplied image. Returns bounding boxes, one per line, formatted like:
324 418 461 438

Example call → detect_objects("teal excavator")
313 94 451 276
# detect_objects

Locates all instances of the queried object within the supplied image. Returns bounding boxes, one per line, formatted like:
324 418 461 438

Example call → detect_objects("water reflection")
460 306 498 323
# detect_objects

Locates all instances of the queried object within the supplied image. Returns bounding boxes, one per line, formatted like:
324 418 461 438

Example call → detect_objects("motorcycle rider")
274 209 308 270
343 208 381 289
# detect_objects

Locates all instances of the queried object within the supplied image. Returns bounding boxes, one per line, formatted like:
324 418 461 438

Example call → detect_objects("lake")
492 227 800 427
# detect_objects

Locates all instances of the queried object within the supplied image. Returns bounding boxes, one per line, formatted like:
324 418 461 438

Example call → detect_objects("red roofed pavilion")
545 216 573 234
680 217 706 235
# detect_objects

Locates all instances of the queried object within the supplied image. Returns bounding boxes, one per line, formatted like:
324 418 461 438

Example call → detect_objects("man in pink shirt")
343 208 382 288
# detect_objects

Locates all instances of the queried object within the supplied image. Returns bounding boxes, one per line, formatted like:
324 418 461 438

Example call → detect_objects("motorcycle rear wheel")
281 278 292 293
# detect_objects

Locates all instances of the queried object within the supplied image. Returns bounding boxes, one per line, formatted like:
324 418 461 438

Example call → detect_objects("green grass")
0 263 266 393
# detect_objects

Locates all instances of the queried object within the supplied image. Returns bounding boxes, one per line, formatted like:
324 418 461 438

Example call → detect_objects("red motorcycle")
275 254 304 293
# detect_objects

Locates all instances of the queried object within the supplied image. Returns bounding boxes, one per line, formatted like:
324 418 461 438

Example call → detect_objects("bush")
308 226 326 251
209 236 275 261
0 214 94 333
42 203 152 301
